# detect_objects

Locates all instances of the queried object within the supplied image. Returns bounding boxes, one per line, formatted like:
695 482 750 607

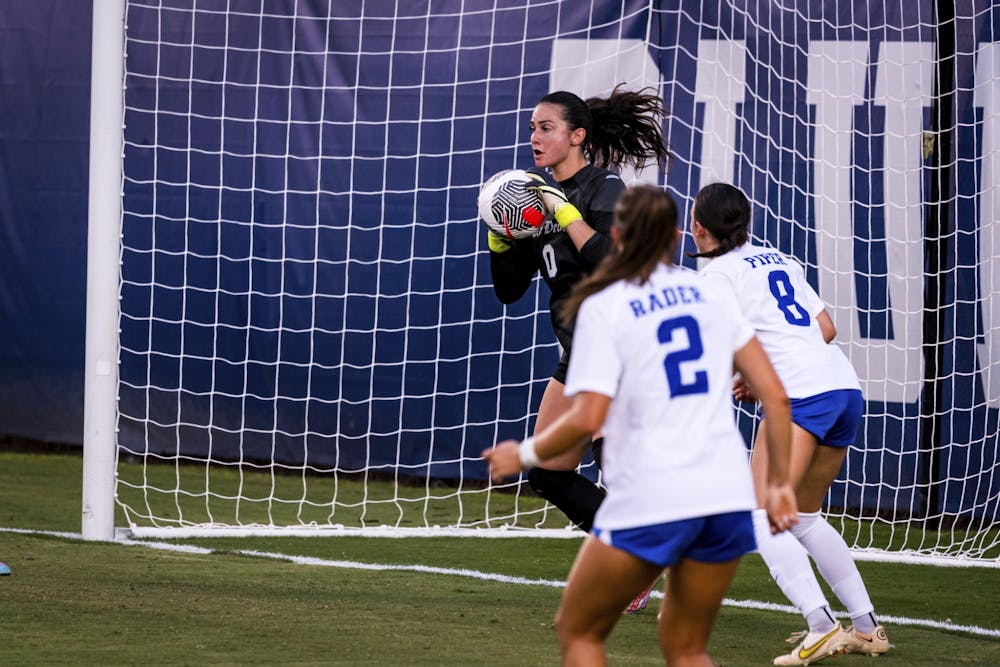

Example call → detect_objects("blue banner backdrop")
0 2 92 445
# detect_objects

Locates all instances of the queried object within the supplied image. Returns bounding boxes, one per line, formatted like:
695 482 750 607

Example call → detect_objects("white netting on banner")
111 0 999 565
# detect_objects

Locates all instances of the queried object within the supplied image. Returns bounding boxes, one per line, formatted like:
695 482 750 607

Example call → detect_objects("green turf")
9 449 998 560
112 452 569 530
2 450 999 665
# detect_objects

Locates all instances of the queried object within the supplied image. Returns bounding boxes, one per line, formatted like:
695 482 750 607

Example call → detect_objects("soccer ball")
477 169 547 240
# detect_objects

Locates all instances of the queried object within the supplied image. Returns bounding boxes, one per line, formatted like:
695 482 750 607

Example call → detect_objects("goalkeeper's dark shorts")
553 347 570 384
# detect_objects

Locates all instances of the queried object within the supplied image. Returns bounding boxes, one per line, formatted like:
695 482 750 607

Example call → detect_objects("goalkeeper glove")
524 169 583 229
487 229 512 253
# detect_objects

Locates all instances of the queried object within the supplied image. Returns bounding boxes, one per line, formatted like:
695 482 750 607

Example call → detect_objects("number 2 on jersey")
658 315 708 396
768 270 809 326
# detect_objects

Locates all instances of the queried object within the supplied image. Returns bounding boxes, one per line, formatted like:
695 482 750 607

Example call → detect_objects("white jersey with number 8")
699 242 860 398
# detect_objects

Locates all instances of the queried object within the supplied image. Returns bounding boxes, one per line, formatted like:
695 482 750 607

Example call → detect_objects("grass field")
2 450 999 665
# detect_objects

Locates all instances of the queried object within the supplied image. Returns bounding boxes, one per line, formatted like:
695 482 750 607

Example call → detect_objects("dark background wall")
0 1 93 445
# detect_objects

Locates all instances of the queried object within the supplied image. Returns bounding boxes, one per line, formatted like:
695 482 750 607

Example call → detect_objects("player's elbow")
567 393 610 434
572 411 605 435
490 274 531 304
492 286 525 304
817 310 837 343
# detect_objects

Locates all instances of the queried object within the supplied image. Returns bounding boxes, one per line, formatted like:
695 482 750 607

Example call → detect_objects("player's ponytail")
687 182 750 259
561 185 679 324
539 86 670 172
587 85 670 171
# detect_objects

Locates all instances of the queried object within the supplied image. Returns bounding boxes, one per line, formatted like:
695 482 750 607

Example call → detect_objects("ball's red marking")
522 206 544 227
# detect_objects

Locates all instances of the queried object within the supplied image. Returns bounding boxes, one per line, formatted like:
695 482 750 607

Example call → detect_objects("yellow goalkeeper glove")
524 169 582 229
487 229 512 253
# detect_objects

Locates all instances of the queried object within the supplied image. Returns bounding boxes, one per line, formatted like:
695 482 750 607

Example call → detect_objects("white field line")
4 527 999 639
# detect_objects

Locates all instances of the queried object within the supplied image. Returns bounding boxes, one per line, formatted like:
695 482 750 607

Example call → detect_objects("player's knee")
554 607 582 649
790 510 822 540
658 623 709 663
527 466 574 497
554 606 570 642
555 606 610 648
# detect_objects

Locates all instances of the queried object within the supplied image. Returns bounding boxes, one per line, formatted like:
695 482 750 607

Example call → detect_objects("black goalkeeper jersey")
489 164 624 350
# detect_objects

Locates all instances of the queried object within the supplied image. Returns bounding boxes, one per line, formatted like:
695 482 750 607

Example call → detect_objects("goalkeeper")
486 86 669 610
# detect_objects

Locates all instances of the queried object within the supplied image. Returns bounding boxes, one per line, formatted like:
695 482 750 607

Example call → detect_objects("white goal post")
82 0 126 541
84 0 1000 567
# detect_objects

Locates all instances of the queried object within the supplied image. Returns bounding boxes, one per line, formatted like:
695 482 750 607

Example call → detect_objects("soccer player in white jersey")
483 185 799 666
690 182 891 665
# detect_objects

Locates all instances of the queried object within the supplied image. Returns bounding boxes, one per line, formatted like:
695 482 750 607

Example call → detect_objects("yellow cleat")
773 625 850 665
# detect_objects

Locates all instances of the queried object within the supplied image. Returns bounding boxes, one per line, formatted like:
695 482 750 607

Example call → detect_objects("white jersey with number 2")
698 243 860 398
565 263 757 531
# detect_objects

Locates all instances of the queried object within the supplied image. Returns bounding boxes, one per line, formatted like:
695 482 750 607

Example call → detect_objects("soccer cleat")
784 630 809 646
0 562 10 575
842 624 890 656
773 624 849 665
624 575 659 614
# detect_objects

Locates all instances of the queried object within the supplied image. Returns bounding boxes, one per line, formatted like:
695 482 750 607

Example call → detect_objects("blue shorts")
592 511 755 568
790 389 864 448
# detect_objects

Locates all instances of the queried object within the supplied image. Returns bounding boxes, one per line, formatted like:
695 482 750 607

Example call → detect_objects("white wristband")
518 437 540 470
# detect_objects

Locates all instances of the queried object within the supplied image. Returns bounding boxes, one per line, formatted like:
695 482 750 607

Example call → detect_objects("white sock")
752 509 834 632
805 606 838 634
850 612 879 635
791 511 876 625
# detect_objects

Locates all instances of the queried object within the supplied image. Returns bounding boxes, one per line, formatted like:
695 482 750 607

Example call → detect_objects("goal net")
94 0 999 564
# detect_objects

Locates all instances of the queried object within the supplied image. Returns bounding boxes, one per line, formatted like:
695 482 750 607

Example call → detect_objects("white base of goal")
122 526 586 540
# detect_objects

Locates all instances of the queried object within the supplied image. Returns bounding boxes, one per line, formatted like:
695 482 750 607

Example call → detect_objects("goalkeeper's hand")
487 229 512 253
524 169 583 229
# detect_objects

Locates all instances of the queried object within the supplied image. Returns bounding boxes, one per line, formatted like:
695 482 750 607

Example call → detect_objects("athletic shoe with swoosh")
842 624 890 656
773 624 850 665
